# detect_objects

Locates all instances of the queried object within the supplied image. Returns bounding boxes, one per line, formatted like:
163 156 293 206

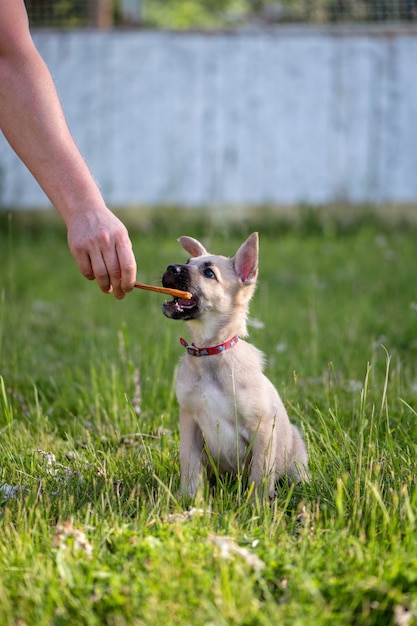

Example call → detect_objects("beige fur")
162 232 308 498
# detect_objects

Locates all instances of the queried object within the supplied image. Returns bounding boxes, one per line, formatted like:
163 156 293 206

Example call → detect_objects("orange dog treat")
135 282 192 299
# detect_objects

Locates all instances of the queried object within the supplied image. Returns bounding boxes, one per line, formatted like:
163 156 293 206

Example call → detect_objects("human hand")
66 208 137 299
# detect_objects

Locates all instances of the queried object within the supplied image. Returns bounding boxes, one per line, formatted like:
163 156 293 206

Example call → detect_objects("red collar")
180 335 239 357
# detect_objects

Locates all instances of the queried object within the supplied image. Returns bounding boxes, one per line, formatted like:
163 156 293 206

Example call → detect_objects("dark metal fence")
25 0 417 28
322 0 417 22
25 0 110 27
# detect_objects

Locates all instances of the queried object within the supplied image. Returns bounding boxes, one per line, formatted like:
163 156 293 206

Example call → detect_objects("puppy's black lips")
162 295 199 320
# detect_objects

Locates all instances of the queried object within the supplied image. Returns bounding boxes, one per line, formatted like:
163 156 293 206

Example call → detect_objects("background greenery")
25 0 417 28
1 206 417 625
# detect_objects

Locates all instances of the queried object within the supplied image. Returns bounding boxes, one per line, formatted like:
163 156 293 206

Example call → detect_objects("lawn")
1 206 417 625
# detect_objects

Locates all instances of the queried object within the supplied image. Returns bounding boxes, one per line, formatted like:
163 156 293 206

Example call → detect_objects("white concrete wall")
1 26 416 208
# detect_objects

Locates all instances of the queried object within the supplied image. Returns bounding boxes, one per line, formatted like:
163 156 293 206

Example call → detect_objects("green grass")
1 206 417 625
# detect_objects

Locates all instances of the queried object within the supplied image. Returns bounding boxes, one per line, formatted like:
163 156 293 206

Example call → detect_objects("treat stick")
134 282 192 299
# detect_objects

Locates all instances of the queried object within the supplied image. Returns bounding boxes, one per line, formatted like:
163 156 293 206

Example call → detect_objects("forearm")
0 0 137 297
0 42 106 224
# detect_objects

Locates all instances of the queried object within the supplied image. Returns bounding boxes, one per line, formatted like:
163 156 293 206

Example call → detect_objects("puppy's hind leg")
289 425 309 483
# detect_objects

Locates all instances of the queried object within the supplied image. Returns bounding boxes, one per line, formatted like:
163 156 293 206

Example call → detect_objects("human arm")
0 0 137 298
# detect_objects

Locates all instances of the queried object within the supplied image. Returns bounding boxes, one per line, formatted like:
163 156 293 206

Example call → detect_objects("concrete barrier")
1 25 416 208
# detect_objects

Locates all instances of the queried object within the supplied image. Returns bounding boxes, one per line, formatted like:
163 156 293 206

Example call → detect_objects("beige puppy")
162 232 308 498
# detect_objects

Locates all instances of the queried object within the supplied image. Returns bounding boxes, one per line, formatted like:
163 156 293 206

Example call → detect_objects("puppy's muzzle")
161 265 199 320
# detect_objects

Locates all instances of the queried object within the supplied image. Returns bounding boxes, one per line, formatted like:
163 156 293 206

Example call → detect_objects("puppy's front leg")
249 419 277 498
179 409 203 497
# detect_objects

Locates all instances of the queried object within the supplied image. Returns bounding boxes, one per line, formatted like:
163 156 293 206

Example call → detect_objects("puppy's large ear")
233 232 259 283
178 236 208 258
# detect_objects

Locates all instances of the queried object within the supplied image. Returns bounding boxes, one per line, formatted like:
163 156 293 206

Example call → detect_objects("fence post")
88 0 113 27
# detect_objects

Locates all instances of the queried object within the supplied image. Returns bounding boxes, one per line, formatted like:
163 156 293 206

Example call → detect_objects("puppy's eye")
203 267 216 280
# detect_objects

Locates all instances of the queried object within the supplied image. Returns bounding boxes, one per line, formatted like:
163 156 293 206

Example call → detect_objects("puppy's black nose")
162 264 186 289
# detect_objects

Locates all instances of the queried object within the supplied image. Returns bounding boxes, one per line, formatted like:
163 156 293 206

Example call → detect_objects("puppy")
162 233 308 498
